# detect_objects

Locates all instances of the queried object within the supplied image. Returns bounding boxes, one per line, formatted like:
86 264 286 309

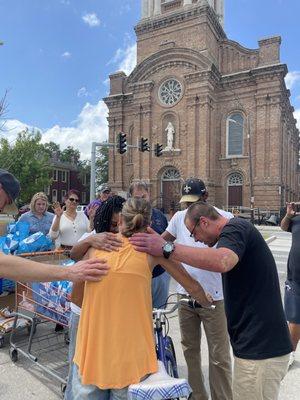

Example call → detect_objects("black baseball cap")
0 169 20 214
180 178 207 203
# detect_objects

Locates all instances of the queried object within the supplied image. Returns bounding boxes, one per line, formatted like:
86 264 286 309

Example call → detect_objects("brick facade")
48 160 90 205
105 0 299 211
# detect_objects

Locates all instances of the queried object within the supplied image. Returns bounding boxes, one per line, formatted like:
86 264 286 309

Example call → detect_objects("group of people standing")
0 167 298 400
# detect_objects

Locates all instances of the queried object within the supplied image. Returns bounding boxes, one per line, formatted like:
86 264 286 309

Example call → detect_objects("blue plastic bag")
16 232 53 254
3 234 19 253
7 221 30 241
0 236 8 254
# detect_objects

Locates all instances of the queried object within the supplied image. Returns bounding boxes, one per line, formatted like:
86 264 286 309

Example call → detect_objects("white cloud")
285 71 300 90
42 101 108 159
109 43 137 76
2 101 108 160
0 119 32 144
77 87 88 97
82 13 100 27
62 51 71 58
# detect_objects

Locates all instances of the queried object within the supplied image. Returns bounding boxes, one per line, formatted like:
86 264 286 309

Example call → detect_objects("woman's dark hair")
94 195 126 233
66 189 80 199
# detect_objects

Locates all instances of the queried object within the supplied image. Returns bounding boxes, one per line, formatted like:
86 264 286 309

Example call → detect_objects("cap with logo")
180 178 207 203
0 169 20 214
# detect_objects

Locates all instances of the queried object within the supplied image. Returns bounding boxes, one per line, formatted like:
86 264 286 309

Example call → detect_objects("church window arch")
228 172 243 186
161 167 181 181
226 113 245 157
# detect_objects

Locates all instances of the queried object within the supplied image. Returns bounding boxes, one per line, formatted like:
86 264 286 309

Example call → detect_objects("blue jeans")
71 363 128 400
64 310 80 400
152 272 171 309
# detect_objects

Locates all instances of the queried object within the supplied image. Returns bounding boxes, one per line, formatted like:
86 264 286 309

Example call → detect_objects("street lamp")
228 117 255 224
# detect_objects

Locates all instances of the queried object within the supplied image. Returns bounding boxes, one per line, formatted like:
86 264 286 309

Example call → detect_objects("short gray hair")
186 201 221 223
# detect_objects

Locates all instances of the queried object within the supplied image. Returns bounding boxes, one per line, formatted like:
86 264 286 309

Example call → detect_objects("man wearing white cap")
0 169 108 283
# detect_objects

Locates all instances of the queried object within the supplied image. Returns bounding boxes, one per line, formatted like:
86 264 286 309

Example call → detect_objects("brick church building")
105 0 299 212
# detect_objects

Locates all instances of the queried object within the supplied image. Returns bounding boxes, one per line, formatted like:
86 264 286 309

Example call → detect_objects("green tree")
43 141 61 159
96 145 109 188
0 129 52 205
60 146 80 164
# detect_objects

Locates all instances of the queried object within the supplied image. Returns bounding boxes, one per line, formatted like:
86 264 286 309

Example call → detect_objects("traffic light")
140 137 150 152
154 143 163 157
117 132 127 154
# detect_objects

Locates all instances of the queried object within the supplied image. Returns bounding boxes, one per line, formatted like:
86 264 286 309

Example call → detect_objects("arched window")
226 113 244 157
228 172 243 186
161 168 181 181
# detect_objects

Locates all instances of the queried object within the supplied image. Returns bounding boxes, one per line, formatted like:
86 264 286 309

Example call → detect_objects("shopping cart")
9 250 72 389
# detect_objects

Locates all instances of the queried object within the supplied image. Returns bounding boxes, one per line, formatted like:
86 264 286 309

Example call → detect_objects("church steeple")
141 0 224 28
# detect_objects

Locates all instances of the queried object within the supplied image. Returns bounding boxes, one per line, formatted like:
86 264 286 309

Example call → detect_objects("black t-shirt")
287 215 300 285
217 218 292 360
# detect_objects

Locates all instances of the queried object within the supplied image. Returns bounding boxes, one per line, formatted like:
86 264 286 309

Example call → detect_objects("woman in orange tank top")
71 198 211 400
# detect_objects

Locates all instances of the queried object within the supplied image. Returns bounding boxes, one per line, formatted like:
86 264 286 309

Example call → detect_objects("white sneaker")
288 352 295 368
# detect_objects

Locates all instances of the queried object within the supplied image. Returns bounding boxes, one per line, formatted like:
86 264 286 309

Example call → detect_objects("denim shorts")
284 281 300 324
71 363 128 400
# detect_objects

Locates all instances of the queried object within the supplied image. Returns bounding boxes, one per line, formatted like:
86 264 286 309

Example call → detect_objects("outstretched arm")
130 229 238 273
148 255 212 306
0 253 109 283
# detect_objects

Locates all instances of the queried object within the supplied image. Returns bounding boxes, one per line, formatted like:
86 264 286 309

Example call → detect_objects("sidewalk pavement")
0 278 299 399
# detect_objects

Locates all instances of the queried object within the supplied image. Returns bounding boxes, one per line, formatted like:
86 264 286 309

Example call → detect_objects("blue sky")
0 0 299 158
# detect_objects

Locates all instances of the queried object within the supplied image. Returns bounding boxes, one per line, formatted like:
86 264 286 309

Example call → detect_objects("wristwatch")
162 242 175 259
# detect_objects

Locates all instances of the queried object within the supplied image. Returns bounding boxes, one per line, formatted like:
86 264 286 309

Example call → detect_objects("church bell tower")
105 0 298 212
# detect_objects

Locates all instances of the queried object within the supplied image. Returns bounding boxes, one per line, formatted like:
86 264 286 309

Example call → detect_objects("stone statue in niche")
165 121 175 150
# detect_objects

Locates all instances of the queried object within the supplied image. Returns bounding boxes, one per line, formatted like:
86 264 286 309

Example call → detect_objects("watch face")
159 78 183 106
164 243 173 252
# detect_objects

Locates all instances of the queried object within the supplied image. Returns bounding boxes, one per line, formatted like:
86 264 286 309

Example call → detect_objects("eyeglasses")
189 219 199 238
69 198 79 203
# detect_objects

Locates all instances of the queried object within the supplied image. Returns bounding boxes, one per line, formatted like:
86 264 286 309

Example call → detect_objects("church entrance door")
227 173 243 207
161 168 181 214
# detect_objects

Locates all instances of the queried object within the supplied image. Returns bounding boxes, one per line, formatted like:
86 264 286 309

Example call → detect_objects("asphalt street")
0 226 299 399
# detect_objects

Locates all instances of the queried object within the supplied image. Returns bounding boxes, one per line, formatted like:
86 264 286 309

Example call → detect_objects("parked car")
76 205 87 213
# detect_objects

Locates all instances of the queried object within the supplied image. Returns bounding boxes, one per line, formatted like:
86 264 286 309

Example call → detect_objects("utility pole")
247 118 255 224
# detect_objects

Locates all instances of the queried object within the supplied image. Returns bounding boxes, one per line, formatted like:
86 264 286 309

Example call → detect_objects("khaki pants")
233 354 289 400
178 298 233 400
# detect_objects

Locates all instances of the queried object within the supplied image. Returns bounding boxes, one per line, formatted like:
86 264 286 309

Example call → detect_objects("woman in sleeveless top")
72 198 211 400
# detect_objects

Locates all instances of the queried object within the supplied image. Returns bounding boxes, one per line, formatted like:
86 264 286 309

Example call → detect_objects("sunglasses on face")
69 197 79 203
189 219 199 239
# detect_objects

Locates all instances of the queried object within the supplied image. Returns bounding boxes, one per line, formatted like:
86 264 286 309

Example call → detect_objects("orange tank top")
73 236 158 389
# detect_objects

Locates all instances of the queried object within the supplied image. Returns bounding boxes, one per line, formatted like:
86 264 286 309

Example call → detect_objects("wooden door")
162 181 181 213
228 185 242 207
